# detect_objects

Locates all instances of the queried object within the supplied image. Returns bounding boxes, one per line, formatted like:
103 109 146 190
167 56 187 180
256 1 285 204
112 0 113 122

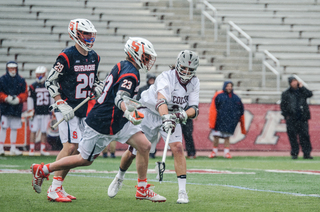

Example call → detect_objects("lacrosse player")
28 66 54 156
35 19 104 202
108 50 200 204
0 61 28 156
31 37 166 203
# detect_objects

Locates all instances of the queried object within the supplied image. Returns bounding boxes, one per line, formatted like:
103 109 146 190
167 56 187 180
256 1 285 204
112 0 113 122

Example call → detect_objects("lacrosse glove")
161 114 177 133
124 110 144 125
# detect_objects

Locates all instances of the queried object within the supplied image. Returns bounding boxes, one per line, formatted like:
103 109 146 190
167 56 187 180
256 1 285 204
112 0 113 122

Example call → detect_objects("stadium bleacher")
0 0 319 103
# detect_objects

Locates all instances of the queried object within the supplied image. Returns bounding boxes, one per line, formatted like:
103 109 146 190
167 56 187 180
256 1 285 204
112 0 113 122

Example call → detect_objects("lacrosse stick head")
156 161 165 183
122 96 142 112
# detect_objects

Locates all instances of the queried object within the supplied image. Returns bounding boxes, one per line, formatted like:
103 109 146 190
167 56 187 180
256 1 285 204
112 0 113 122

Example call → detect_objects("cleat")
108 177 123 198
10 148 22 156
208 151 216 158
47 186 72 202
0 149 4 156
177 190 189 204
135 184 166 202
40 150 50 156
224 153 232 159
31 163 50 193
47 186 76 200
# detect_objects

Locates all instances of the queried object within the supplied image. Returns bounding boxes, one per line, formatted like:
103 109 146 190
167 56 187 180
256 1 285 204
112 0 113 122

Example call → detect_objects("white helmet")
175 50 199 84
35 66 47 83
124 37 157 72
68 19 97 51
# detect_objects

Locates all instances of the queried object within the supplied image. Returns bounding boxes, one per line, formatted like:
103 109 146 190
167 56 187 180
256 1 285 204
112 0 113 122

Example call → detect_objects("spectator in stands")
280 76 313 159
102 141 116 158
208 81 246 159
0 61 28 155
28 66 53 156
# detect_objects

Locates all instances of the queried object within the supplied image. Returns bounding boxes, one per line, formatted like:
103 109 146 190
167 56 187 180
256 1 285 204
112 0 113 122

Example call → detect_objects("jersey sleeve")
116 74 138 97
52 52 70 75
188 79 200 106
155 72 173 101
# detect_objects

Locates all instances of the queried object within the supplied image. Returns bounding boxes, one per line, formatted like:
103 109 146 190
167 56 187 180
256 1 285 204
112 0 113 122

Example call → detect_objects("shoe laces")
136 184 156 197
178 190 188 199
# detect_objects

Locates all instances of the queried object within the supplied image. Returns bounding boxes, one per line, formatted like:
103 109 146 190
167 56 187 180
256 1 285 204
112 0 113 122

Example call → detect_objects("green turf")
0 155 319 212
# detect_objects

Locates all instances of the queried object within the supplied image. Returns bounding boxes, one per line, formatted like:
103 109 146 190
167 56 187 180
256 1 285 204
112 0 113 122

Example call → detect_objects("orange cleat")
208 151 217 158
135 184 166 202
224 153 232 159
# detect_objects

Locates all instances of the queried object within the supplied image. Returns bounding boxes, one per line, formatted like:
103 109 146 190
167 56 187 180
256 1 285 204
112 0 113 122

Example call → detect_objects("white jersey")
140 69 200 114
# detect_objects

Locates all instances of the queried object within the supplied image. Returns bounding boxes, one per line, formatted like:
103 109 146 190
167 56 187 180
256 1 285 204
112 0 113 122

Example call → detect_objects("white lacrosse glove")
92 80 104 100
26 109 35 121
161 114 177 133
5 95 14 103
7 96 20 105
124 110 144 125
56 99 74 122
174 109 188 124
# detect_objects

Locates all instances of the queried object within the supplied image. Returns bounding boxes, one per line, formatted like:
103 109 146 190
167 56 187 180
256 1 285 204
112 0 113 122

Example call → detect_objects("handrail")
201 0 218 41
293 74 308 88
188 0 193 21
227 21 253 71
262 50 280 91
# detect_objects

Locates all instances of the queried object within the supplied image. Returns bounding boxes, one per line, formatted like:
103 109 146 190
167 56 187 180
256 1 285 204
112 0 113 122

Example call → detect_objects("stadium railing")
201 0 218 41
262 50 280 91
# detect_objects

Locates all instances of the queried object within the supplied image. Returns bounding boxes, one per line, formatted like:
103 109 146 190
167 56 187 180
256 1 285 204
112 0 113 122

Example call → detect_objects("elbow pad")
189 105 199 119
114 90 131 110
155 98 167 111
45 68 61 98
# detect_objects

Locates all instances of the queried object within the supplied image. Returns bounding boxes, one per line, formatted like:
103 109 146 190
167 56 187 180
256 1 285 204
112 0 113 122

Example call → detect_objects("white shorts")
130 108 182 155
29 114 51 133
209 130 232 141
55 112 86 144
78 121 142 161
1 115 22 130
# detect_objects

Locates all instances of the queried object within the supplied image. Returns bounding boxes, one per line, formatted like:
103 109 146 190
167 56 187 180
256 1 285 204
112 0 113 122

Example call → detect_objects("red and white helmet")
68 19 97 51
124 37 157 72
175 50 199 84
35 66 47 83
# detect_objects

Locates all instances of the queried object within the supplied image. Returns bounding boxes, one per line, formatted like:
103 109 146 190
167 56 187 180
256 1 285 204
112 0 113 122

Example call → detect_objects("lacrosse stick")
122 96 143 117
50 96 91 130
156 127 172 183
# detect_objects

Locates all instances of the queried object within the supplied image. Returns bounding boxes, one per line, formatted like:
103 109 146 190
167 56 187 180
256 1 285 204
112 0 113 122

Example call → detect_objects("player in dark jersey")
36 19 104 202
31 37 166 202
27 66 54 156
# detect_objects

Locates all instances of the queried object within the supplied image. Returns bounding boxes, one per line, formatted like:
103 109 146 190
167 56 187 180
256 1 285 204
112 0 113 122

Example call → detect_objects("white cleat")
40 150 50 156
108 177 123 198
177 190 189 204
10 148 22 156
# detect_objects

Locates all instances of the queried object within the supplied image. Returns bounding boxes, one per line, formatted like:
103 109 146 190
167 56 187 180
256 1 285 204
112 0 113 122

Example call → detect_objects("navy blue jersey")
29 82 51 115
52 46 100 118
85 60 140 135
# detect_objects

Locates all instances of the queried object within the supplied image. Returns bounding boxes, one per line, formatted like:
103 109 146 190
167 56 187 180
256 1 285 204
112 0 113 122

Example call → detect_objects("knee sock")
178 175 187 192
10 129 17 150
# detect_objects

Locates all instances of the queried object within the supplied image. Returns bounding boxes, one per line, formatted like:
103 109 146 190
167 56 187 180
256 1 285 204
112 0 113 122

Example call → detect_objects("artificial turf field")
0 155 319 212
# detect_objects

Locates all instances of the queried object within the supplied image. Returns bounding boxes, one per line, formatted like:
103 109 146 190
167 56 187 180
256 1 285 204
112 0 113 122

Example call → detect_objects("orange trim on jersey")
240 114 246 134
208 90 224 129
29 84 35 91
116 73 138 84
109 106 115 135
59 52 70 69
86 99 96 116
17 84 28 103
97 54 100 62
117 62 121 75
0 92 8 103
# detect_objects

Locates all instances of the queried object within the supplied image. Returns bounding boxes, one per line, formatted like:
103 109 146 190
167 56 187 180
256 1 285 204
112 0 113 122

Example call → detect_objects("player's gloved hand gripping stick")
123 96 144 125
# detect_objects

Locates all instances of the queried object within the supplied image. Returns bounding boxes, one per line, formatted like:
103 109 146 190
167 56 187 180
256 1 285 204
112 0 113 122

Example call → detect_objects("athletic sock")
41 143 46 152
213 147 218 154
52 176 63 190
137 178 147 189
177 175 187 192
224 148 230 154
42 164 51 175
116 167 126 180
29 143 35 152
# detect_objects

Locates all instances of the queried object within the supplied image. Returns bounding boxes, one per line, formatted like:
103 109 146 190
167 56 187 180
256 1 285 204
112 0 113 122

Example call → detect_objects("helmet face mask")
35 66 47 83
175 50 199 84
124 37 157 72
68 19 97 51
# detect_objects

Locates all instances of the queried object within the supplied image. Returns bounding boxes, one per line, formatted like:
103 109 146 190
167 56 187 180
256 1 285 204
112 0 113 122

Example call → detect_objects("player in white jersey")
108 50 200 204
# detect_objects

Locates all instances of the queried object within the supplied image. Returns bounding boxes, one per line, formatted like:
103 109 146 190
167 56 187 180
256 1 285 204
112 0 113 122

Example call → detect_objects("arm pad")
45 68 61 98
155 98 167 111
189 105 199 119
114 90 131 110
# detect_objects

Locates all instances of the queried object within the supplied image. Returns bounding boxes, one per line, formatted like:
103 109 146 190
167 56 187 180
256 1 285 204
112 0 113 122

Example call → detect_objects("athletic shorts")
29 114 50 133
1 115 22 130
55 112 86 144
131 108 182 155
78 121 142 161
209 130 232 140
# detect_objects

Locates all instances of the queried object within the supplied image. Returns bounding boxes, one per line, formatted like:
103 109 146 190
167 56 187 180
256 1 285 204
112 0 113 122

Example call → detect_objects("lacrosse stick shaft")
162 128 172 163
51 96 91 129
